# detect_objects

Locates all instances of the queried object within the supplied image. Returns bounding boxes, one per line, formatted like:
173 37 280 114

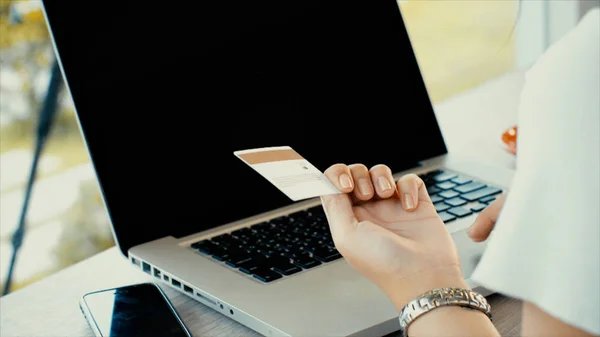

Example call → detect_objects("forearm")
521 302 596 337
407 306 500 337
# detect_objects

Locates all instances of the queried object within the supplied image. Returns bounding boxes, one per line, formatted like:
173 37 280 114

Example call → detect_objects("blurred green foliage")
0 1 49 49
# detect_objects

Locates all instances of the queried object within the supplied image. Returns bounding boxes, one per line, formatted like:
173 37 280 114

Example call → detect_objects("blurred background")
0 0 588 294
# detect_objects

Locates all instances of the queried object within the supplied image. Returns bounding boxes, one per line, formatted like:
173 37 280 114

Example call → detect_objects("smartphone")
79 282 192 337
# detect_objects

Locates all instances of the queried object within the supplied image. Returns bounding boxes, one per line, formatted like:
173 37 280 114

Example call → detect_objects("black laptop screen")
43 0 447 255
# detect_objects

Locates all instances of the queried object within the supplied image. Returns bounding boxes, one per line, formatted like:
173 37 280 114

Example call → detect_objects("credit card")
234 146 342 201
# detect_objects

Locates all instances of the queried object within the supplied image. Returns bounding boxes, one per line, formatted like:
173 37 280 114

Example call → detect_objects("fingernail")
340 174 353 189
358 179 371 196
404 193 415 209
378 176 392 191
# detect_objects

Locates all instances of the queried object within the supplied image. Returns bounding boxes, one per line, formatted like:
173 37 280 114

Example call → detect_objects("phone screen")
82 283 190 337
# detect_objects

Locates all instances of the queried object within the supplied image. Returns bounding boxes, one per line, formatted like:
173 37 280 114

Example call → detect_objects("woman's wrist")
383 267 500 337
383 266 469 311
408 305 500 337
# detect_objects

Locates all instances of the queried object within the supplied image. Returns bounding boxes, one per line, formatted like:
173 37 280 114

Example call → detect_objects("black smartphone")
79 282 192 337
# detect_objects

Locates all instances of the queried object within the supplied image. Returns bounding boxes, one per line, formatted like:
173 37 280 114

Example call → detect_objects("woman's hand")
321 163 469 310
467 194 506 242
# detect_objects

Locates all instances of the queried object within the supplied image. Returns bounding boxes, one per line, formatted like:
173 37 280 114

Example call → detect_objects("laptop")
42 1 513 336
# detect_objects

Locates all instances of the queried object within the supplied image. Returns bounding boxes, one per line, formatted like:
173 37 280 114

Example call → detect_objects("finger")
369 164 395 199
348 164 374 201
467 194 506 242
396 174 423 211
320 194 358 246
324 164 354 194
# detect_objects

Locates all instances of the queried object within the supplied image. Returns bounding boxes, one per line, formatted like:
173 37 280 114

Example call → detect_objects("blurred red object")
501 125 517 155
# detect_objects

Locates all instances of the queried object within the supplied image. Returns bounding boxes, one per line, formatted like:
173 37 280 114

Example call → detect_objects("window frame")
515 0 580 69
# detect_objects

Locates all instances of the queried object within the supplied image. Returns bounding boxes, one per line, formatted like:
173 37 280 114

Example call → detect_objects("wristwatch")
398 287 492 337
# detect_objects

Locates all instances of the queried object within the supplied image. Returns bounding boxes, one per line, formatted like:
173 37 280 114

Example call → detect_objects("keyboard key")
454 182 486 194
231 228 251 238
444 197 467 207
312 247 342 262
438 190 460 199
438 211 456 223
471 203 487 212
435 202 451 212
432 172 457 182
272 265 301 276
226 252 252 266
427 186 441 195
270 216 294 227
447 207 472 218
309 205 326 216
217 236 243 250
238 260 259 274
211 233 232 242
461 187 502 202
479 196 496 204
191 240 215 255
436 182 457 190
293 255 321 269
198 247 211 255
425 169 443 177
423 177 437 187
270 257 302 276
210 246 231 260
451 176 472 185
191 240 209 249
430 195 444 203
253 269 282 283
251 221 271 232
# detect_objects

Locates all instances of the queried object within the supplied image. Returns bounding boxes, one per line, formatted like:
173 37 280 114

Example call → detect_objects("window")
514 0 580 69
0 1 114 293
400 0 518 103
400 0 582 103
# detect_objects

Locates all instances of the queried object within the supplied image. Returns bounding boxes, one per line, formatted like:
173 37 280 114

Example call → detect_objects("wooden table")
0 71 525 337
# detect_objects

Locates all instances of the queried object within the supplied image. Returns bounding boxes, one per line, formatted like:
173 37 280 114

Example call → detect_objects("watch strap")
398 287 492 337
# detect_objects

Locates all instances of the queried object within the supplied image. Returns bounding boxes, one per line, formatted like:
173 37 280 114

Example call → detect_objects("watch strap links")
398 287 492 337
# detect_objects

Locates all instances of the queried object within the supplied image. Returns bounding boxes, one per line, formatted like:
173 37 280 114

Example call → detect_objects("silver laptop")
42 1 513 336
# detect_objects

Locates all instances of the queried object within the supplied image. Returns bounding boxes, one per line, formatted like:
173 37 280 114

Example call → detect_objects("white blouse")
472 7 600 335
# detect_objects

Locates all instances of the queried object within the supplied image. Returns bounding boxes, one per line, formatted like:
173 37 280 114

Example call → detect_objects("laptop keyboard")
191 206 338 283
189 169 502 283
420 169 502 223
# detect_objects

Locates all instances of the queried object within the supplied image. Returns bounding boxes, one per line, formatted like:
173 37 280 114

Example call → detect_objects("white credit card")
234 146 342 201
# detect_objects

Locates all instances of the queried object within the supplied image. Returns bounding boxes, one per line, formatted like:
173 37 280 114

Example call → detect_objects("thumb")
467 194 506 242
321 193 358 244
